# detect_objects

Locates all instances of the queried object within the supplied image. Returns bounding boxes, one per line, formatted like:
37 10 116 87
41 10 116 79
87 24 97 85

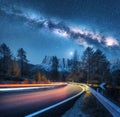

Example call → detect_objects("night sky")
0 0 120 64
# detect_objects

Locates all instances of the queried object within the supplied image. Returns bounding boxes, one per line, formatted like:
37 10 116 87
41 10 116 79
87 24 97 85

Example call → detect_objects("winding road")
0 84 83 117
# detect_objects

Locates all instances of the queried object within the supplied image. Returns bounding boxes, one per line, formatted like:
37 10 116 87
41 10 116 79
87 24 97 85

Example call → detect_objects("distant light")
69 51 73 56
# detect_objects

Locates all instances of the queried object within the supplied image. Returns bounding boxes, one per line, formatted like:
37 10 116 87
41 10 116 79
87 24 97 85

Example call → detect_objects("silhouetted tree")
67 50 81 82
0 43 12 75
17 48 28 77
93 49 110 83
82 47 94 83
72 50 79 73
51 56 58 81
67 59 72 68
63 58 65 68
81 48 110 83
112 69 120 86
11 58 20 76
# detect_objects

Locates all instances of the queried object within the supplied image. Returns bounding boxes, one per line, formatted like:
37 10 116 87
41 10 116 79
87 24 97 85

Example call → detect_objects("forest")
0 43 120 87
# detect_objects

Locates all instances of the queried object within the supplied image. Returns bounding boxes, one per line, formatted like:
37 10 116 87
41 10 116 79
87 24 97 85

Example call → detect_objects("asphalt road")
0 84 83 117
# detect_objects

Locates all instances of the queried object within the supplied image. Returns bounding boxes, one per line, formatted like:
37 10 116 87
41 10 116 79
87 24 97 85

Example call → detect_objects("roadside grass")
80 89 113 117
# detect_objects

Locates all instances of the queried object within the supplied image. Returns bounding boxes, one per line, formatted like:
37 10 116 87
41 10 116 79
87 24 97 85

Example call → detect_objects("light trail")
0 86 56 91
0 84 83 117
0 83 67 91
25 85 84 117
0 82 67 88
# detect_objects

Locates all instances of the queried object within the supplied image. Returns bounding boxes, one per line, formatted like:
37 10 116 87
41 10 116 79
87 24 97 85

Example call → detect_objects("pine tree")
17 48 28 77
63 58 65 68
93 49 110 82
51 56 58 81
0 43 12 75
82 47 94 83
68 50 81 82
72 50 79 73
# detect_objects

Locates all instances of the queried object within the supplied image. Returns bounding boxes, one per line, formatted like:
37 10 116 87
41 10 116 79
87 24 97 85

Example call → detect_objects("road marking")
25 86 84 117
0 86 55 91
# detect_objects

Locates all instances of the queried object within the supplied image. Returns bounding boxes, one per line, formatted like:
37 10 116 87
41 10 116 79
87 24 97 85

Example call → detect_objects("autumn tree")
35 71 47 83
35 71 42 83
41 75 47 82
11 58 20 76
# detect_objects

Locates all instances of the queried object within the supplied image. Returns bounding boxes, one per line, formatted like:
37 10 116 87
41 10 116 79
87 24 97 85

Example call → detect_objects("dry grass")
79 89 113 117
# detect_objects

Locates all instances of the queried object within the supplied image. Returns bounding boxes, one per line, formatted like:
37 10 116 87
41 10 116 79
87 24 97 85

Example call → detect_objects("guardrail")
88 86 120 117
79 83 120 117
71 82 120 117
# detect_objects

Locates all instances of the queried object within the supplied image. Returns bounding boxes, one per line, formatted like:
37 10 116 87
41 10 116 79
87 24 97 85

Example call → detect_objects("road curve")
0 84 83 117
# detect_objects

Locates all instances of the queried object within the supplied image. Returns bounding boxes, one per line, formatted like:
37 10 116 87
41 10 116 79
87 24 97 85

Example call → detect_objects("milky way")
0 1 120 63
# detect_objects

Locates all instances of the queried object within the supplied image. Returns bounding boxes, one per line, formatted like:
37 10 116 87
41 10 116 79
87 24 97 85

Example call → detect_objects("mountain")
29 56 72 73
41 56 72 72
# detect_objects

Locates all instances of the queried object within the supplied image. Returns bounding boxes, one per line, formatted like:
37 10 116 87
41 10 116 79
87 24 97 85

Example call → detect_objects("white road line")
0 86 55 91
25 86 84 117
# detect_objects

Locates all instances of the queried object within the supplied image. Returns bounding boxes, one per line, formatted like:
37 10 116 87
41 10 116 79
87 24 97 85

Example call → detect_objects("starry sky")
0 0 120 64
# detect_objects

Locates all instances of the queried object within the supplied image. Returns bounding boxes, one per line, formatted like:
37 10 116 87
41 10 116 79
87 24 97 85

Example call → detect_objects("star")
69 51 74 56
